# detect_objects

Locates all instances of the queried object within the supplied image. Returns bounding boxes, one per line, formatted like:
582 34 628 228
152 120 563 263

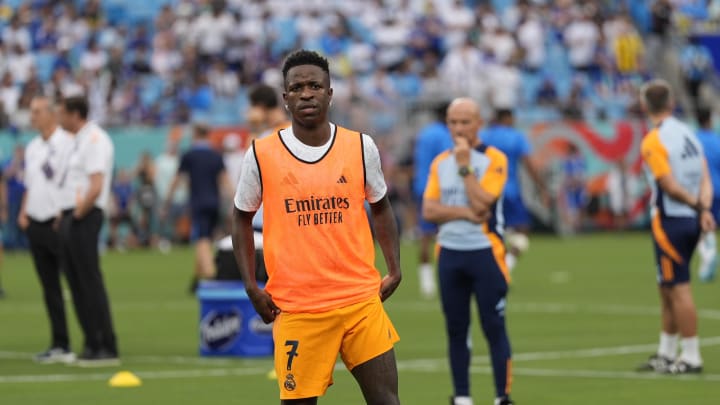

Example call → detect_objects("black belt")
29 217 56 225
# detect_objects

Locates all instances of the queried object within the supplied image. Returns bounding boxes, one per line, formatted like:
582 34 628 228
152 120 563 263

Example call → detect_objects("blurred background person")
154 135 186 253
481 108 548 272
695 108 720 282
18 95 75 362
163 123 232 293
412 101 452 299
56 95 119 366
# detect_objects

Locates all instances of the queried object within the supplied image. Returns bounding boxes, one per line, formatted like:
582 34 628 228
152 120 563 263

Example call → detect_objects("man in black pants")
57 96 119 367
19 96 75 363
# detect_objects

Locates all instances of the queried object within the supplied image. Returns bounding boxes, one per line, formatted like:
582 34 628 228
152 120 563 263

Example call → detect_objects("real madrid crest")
284 373 296 391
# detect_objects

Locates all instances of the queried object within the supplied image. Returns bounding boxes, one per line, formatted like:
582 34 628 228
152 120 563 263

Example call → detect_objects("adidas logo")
337 175 348 184
281 173 299 186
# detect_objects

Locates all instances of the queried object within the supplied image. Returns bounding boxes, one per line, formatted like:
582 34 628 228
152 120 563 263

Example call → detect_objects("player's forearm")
423 199 475 224
524 157 547 192
462 176 495 214
231 207 259 290
370 196 401 277
76 174 102 217
698 171 713 209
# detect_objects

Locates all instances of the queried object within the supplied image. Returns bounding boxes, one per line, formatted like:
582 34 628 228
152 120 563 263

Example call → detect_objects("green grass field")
2 232 720 404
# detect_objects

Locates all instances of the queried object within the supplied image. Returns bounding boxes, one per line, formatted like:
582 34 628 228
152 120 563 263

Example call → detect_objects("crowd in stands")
0 0 718 134
1 0 719 248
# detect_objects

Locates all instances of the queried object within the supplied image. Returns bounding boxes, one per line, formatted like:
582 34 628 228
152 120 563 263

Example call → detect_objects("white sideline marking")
3 338 720 384
390 301 720 321
0 366 269 384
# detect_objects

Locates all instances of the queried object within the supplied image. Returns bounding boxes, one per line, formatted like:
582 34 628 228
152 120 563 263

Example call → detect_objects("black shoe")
636 354 673 372
495 397 515 405
34 347 76 364
665 360 703 374
74 348 120 368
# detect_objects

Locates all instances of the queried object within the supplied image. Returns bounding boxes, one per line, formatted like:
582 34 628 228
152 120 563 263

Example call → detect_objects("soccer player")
413 101 453 298
637 80 715 374
695 107 720 282
423 98 514 405
480 108 548 271
164 123 233 292
232 50 402 404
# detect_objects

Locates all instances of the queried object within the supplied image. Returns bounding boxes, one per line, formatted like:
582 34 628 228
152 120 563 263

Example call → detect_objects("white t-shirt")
234 123 387 212
58 122 114 211
24 127 74 221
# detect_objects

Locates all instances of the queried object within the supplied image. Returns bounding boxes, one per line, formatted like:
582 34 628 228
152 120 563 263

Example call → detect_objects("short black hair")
432 101 450 122
696 107 712 128
281 49 330 86
62 95 89 119
494 108 513 122
248 84 280 109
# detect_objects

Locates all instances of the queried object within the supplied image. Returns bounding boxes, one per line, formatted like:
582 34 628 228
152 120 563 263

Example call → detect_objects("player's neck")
649 111 672 127
292 121 331 147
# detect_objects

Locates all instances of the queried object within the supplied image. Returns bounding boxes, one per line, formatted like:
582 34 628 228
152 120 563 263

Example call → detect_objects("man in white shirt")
18 96 75 364
57 96 119 367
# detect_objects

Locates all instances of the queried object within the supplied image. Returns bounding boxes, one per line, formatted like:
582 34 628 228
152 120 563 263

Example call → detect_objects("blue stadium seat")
34 50 56 82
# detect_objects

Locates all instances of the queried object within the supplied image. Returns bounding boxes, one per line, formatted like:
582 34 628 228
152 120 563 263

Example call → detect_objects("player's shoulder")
485 145 508 165
432 150 453 166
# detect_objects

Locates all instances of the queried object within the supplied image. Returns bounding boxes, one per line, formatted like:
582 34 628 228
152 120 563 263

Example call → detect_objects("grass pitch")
1 232 720 404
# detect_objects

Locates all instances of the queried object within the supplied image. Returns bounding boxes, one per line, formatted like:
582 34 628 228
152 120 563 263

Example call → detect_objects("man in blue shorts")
695 107 720 282
424 98 514 405
637 80 715 374
413 101 453 298
164 123 232 292
481 109 548 271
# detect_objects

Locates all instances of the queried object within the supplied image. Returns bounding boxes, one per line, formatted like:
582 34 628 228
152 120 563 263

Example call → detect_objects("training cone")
108 371 142 387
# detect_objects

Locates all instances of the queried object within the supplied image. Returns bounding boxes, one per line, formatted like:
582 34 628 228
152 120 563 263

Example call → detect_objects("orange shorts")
272 295 400 400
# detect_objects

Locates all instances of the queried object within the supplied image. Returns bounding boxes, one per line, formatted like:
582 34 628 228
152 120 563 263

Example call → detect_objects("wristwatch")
458 165 474 177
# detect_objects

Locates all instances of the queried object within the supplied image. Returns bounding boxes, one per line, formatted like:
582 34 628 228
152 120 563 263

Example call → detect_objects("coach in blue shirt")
164 123 232 292
696 108 720 282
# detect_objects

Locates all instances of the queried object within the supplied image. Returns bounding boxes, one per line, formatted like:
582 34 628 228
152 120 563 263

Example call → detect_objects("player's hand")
464 207 487 224
247 286 280 324
380 272 402 302
17 213 28 231
453 136 471 167
700 210 716 233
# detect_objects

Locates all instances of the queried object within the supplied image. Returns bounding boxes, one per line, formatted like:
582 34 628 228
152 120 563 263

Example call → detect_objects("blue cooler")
197 281 274 357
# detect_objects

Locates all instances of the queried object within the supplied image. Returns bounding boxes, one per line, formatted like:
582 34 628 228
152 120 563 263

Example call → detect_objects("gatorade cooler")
197 281 274 357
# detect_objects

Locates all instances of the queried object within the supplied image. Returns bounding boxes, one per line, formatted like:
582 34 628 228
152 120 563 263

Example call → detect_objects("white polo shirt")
58 121 114 212
24 127 74 221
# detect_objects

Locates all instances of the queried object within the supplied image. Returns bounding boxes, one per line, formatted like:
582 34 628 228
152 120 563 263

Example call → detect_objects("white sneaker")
451 396 474 405
419 264 436 299
34 348 76 364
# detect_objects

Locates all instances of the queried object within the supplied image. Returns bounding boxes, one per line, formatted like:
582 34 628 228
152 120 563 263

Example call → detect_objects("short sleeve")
518 131 532 157
85 133 110 175
423 156 442 201
362 134 388 203
480 148 508 198
233 144 263 211
641 130 671 179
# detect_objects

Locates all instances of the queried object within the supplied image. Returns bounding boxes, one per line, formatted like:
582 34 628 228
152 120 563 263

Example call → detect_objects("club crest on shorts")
284 373 296 391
